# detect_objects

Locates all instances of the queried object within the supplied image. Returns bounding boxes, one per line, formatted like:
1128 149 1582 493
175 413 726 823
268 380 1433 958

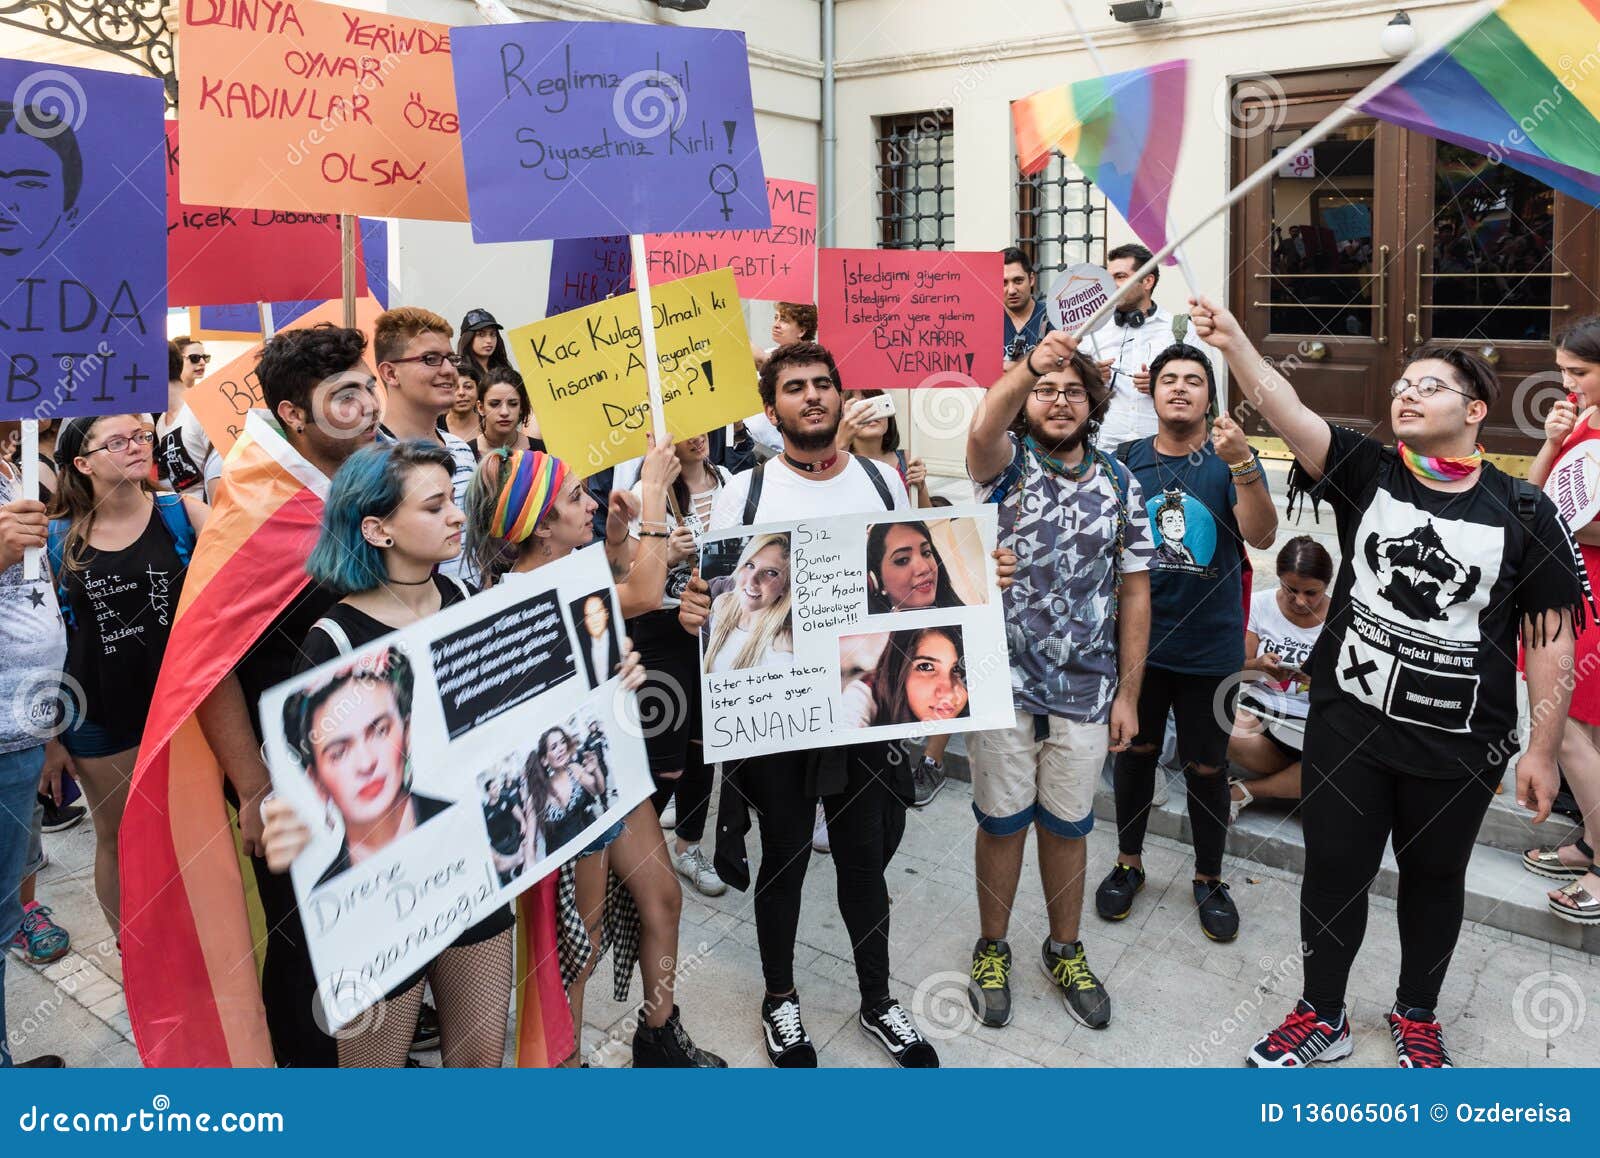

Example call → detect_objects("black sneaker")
1193 879 1239 942
1246 999 1353 1067
968 938 1013 1027
411 1000 440 1052
38 796 86 834
761 994 817 1068
1386 1005 1453 1068
1094 863 1145 921
911 757 946 808
1040 940 1111 1029
858 998 939 1067
632 1005 727 1068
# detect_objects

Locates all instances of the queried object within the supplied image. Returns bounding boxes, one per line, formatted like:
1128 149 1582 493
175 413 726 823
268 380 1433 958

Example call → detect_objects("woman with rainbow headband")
467 437 726 1069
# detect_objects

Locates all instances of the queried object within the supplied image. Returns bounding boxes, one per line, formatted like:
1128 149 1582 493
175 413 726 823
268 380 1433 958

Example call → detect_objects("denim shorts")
61 717 141 760
579 819 626 858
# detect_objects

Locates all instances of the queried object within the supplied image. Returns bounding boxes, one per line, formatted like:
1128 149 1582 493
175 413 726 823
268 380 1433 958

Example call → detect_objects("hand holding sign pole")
21 423 38 582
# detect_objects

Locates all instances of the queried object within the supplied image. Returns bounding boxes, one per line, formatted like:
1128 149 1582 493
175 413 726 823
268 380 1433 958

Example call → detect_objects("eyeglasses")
389 352 466 370
1031 385 1089 404
1389 375 1474 401
84 430 156 456
186 353 211 365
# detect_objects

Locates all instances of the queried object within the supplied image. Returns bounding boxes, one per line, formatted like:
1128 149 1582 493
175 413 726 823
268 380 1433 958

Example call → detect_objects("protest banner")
1545 428 1600 531
1045 264 1117 337
816 249 1002 390
187 296 384 455
509 267 759 474
697 505 1011 762
547 235 631 316
177 0 468 221
259 547 650 1031
166 122 355 307
0 59 167 420
450 21 770 241
642 178 816 303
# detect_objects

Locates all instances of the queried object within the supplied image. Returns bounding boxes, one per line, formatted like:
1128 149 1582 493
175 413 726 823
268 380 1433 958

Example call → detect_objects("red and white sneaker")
1386 1005 1453 1068
1246 999 1353 1068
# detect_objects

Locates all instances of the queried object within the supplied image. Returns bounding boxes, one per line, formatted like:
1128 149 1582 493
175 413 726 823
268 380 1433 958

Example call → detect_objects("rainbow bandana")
1397 441 1484 482
491 448 569 542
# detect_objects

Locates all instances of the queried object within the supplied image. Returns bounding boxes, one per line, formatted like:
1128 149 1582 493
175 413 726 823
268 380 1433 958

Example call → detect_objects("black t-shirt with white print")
1299 425 1588 780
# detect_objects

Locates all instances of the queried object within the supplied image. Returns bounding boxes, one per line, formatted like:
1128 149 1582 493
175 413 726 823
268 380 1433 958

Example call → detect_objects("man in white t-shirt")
680 341 943 1069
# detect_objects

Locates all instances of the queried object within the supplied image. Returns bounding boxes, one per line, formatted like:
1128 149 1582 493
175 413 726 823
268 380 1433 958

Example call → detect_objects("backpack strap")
307 617 355 657
852 454 896 510
741 459 767 526
153 492 197 567
981 439 1028 508
441 574 472 601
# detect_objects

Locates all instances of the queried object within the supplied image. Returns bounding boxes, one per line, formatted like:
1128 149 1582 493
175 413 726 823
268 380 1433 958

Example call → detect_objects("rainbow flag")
1359 0 1600 204
1012 60 1188 264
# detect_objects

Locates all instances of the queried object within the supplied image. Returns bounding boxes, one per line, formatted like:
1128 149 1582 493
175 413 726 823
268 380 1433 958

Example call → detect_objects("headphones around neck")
1114 305 1154 329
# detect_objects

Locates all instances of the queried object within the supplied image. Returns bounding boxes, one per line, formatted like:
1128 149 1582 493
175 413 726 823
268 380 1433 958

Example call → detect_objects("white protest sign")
697 505 1011 762
1546 432 1600 531
259 547 650 1030
1046 264 1118 337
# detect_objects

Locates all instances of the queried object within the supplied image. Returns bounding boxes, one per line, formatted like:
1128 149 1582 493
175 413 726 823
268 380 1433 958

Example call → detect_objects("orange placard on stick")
189 296 384 455
177 0 468 221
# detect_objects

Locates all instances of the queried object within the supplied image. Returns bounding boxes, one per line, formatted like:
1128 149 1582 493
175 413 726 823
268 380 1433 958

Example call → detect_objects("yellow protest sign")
509 268 760 475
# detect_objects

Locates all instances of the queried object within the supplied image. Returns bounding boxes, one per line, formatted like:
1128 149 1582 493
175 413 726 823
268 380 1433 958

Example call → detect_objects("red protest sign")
642 179 816 303
177 0 468 220
817 249 1003 388
166 122 359 307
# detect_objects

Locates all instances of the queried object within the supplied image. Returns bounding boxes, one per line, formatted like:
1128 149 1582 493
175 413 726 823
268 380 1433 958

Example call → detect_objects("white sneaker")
674 845 727 896
812 803 830 854
659 799 677 831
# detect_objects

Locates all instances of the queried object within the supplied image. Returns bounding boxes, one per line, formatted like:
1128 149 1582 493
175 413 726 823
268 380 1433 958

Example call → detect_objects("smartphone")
860 394 895 420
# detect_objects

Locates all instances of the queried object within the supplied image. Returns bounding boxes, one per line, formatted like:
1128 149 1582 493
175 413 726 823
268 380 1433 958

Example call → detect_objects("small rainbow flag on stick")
1012 60 1188 265
1359 0 1600 203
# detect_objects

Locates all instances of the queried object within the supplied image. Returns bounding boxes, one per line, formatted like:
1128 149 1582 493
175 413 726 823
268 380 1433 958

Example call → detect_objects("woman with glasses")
46 415 207 935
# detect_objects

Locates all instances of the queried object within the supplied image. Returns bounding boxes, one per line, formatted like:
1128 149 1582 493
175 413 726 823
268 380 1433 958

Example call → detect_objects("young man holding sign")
965 329 1152 1031
679 342 939 1067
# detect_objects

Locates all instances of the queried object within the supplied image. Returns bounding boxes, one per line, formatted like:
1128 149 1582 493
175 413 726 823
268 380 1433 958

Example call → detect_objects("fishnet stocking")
431 929 514 1067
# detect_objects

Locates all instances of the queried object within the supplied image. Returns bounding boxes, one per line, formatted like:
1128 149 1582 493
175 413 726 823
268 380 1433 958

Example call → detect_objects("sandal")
1228 779 1254 825
1522 837 1594 881
1549 871 1600 925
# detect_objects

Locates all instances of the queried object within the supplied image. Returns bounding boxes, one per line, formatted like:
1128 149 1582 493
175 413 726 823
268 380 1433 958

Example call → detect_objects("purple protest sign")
547 235 631 316
451 22 770 242
0 60 167 420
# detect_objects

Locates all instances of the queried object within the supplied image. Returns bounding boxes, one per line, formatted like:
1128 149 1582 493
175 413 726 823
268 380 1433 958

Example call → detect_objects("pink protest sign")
817 249 1002 388
642 179 817 302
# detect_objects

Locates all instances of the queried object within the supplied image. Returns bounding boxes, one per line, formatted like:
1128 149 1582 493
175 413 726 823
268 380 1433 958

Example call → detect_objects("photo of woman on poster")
535 723 613 853
865 519 990 614
479 762 538 887
701 532 794 674
839 625 971 728
281 648 448 888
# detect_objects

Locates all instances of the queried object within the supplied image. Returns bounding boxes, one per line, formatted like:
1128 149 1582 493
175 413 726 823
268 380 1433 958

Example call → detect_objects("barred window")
875 111 954 250
1015 156 1106 277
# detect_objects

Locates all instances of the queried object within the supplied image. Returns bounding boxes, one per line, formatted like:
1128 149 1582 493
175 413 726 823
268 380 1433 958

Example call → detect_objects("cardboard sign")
642 178 816 303
177 0 468 221
166 121 354 307
1546 432 1600 531
188 296 383 454
450 21 770 241
697 506 1011 762
0 59 168 420
260 548 650 1031
547 235 631 317
817 249 1002 389
1045 263 1116 336
510 268 759 474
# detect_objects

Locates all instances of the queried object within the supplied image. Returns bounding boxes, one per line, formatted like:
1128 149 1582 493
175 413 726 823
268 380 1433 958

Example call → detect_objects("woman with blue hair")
259 439 515 1067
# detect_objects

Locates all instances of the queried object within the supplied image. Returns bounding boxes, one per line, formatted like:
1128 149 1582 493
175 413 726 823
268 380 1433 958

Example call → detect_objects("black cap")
461 308 502 333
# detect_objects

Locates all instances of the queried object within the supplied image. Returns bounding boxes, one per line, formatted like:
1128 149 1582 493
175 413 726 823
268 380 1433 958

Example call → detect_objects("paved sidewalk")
10 776 1596 1068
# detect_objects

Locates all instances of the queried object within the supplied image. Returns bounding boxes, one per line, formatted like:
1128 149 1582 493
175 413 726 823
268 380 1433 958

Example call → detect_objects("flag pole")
340 215 358 328
629 235 670 444
21 420 39 581
1066 0 1495 343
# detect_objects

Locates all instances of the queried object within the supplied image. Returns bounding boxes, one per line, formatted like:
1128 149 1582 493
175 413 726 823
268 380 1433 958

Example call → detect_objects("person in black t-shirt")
1192 297 1588 1071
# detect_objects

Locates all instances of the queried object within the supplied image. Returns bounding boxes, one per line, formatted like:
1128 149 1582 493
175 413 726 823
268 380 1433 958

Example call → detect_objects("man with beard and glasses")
1096 343 1277 945
963 328 1153 1032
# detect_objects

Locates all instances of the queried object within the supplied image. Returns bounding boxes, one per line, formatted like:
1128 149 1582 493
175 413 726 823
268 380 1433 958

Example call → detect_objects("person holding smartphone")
837 389 931 508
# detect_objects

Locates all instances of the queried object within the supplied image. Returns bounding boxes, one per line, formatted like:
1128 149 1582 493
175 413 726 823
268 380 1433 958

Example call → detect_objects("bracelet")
637 520 673 532
1024 347 1044 377
1227 456 1256 473
638 530 670 539
1231 467 1263 486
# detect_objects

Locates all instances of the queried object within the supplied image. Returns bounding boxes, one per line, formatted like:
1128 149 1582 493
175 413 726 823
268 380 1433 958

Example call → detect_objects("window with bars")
875 111 954 250
1015 156 1106 277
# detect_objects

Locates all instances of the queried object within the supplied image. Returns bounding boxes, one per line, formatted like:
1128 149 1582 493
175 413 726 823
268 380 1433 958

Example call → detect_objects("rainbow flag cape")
1012 60 1188 264
1359 0 1600 204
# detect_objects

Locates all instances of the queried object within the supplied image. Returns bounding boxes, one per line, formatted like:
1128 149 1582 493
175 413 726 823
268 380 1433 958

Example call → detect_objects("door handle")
1374 244 1389 345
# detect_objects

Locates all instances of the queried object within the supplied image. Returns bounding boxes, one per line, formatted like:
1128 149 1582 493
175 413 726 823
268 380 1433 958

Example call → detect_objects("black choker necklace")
784 451 838 474
385 575 435 586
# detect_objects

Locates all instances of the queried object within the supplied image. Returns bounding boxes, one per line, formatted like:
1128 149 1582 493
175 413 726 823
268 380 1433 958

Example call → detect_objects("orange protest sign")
188 296 384 455
177 0 468 221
